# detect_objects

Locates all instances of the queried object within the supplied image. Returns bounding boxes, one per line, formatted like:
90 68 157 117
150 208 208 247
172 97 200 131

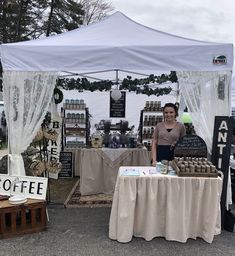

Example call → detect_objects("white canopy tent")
0 11 233 176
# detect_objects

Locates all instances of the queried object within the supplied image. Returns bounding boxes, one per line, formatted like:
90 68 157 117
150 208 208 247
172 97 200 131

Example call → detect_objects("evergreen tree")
0 0 113 90
45 0 84 36
0 0 48 43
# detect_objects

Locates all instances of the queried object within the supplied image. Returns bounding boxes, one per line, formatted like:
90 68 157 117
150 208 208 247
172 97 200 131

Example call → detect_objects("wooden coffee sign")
0 175 48 200
174 134 207 157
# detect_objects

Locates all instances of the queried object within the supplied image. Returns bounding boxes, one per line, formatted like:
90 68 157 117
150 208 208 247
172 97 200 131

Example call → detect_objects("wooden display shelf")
177 172 218 177
0 199 47 239
65 128 86 136
143 110 162 113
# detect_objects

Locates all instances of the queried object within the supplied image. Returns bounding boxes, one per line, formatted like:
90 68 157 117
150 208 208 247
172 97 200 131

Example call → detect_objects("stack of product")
172 157 218 177
144 101 162 111
63 99 86 110
143 115 163 126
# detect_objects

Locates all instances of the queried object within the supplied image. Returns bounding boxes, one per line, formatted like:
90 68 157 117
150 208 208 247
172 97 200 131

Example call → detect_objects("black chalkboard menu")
110 91 126 118
174 134 207 157
59 151 73 178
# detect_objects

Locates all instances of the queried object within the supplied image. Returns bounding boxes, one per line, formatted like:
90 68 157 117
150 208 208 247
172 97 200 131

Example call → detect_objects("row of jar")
144 101 162 111
63 99 86 109
65 113 86 124
143 115 163 126
142 127 155 139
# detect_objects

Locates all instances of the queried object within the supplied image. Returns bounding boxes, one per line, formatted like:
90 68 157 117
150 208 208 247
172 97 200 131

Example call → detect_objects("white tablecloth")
109 167 222 243
79 148 150 195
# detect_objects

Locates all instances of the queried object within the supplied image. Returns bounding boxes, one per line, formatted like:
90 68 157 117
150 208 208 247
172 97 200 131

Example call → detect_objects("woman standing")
151 103 186 166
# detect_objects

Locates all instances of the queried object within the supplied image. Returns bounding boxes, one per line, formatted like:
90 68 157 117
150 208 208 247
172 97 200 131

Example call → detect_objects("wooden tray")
177 172 218 177
170 160 218 178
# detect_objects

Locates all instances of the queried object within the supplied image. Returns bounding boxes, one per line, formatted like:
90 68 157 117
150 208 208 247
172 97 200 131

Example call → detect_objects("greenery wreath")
54 87 63 104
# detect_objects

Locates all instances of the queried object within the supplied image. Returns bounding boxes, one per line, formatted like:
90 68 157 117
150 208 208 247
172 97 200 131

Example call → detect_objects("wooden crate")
0 199 47 239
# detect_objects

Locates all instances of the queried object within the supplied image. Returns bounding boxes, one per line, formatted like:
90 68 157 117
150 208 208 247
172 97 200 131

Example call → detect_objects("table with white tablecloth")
75 148 150 195
109 167 222 243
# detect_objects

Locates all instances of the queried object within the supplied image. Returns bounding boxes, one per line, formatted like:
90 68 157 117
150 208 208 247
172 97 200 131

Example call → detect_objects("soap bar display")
172 157 218 177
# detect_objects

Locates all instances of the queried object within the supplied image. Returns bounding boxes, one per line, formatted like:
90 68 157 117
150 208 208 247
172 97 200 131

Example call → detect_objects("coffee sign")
0 175 48 200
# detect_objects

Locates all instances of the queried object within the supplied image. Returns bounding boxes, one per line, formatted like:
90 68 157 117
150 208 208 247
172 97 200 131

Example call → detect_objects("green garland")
57 71 177 96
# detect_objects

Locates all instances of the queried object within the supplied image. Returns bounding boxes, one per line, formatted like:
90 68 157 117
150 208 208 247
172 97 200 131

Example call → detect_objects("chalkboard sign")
174 134 207 157
110 91 126 118
59 152 73 178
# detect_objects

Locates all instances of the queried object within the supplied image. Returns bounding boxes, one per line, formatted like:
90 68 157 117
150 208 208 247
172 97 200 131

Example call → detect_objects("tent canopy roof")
0 11 233 73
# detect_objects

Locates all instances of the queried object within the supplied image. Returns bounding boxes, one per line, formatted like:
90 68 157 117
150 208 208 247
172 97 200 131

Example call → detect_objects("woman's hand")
152 160 157 166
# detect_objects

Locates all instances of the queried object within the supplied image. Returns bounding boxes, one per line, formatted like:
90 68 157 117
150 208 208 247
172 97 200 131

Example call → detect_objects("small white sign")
0 174 48 200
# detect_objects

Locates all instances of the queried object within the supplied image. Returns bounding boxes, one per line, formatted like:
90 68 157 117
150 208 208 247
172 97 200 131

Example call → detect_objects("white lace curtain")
177 71 232 154
3 71 58 176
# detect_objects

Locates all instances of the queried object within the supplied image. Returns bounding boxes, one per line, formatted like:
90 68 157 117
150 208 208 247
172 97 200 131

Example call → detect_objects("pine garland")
57 71 177 96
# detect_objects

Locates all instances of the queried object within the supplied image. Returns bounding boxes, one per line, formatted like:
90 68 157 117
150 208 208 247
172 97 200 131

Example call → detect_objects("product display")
63 99 86 110
91 134 103 148
94 120 137 148
172 157 218 177
62 99 90 149
144 101 162 111
139 101 163 150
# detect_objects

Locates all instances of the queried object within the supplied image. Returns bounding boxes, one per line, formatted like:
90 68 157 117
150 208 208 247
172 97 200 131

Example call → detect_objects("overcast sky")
111 0 235 45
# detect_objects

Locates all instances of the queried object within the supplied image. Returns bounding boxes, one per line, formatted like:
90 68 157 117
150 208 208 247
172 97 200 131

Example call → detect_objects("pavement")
0 204 234 256
0 148 234 255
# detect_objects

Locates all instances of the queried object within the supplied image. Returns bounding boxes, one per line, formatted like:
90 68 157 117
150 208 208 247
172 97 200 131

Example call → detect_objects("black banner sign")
110 91 126 118
59 152 73 178
211 116 233 228
174 134 207 157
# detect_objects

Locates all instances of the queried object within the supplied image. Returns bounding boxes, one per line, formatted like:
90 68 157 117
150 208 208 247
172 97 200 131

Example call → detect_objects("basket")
46 161 62 173
33 129 44 142
43 129 59 141
30 160 46 176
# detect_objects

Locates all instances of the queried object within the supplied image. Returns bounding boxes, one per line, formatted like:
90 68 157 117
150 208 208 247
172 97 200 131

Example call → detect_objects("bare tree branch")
79 0 114 25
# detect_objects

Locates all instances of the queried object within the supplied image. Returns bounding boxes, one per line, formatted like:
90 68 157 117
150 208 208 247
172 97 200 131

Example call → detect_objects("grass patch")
0 142 8 149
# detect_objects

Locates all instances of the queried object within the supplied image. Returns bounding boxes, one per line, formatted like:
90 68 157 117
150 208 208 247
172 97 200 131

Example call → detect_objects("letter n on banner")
211 116 233 228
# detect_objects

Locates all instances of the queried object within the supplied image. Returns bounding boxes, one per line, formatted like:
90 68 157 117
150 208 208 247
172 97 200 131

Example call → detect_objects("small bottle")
146 101 150 111
144 116 148 126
